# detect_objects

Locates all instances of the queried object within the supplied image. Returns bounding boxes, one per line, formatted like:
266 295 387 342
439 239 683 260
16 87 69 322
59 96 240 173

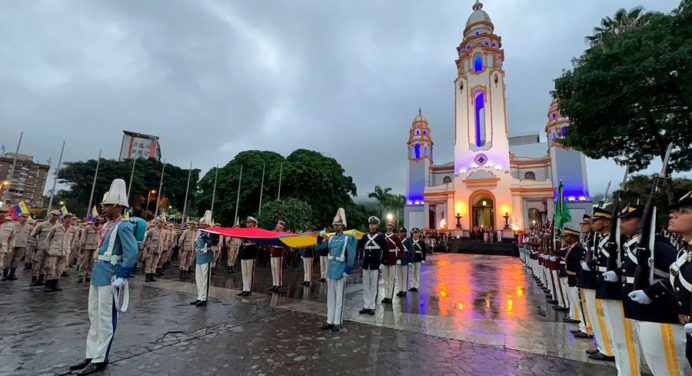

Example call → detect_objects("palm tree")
368 185 392 219
586 6 658 47
385 194 406 227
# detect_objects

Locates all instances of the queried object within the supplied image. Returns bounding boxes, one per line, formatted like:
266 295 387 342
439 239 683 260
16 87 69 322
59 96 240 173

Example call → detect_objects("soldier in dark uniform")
405 228 428 292
621 205 685 375
357 216 386 315
563 227 590 336
268 220 286 293
238 217 258 297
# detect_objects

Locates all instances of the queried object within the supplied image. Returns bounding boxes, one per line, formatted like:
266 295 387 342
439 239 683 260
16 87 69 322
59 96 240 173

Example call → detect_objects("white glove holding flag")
396 260 402 265
685 323 692 335
111 277 124 290
580 261 592 272
319 230 327 237
628 290 652 305
603 271 618 282
379 264 384 271
550 256 557 261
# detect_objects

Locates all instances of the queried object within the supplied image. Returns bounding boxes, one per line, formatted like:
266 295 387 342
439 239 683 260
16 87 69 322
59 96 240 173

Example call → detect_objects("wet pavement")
0 253 620 375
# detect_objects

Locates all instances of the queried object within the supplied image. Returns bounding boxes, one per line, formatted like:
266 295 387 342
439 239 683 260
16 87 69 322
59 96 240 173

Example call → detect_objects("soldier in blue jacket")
191 210 213 307
396 227 411 297
69 179 142 375
316 208 356 332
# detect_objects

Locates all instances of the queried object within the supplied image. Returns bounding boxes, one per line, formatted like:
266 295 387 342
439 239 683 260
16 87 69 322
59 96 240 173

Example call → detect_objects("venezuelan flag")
58 205 68 219
87 206 99 222
18 201 31 220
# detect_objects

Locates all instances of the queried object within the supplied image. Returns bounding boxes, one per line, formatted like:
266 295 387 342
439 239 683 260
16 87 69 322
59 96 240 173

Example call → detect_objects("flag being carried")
554 181 571 230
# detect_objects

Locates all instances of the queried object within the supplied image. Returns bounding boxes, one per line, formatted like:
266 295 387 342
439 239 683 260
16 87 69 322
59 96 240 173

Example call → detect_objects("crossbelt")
597 266 607 272
625 276 634 284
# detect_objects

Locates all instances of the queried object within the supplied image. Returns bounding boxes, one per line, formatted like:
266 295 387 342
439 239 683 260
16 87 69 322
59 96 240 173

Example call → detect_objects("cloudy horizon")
1 0 687 202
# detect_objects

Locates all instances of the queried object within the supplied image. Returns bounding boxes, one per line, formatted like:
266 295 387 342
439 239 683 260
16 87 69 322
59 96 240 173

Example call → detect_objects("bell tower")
453 0 509 173
404 109 432 230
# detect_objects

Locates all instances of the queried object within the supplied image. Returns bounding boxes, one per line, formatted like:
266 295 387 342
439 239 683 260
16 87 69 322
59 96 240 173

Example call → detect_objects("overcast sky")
0 0 687 201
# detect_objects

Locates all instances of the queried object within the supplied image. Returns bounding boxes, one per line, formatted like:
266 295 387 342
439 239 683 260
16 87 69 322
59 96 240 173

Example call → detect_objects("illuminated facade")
404 1 591 236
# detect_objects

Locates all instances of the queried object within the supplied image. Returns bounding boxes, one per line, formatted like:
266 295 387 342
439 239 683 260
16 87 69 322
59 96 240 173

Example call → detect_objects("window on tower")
474 54 483 72
414 144 421 159
474 92 486 147
524 171 536 180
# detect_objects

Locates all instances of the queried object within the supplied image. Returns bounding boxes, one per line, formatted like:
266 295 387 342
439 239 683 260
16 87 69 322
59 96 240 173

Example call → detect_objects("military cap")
592 207 611 220
619 205 644 219
670 191 692 210
368 216 380 225
561 227 580 237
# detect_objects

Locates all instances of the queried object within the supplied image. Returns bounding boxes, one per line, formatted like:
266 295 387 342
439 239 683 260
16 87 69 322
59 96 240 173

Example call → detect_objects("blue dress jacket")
91 219 140 286
316 233 356 280
196 231 214 264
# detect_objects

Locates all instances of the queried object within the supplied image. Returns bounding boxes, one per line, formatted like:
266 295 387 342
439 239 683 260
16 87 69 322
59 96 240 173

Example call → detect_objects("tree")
257 198 314 232
586 6 657 47
554 1 692 203
368 185 391 219
57 158 199 219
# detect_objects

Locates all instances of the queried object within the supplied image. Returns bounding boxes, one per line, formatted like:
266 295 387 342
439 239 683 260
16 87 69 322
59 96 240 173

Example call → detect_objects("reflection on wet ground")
0 253 619 375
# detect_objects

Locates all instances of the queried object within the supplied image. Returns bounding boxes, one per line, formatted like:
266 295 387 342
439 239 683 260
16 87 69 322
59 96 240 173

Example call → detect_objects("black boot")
69 358 92 371
30 275 38 285
145 273 151 282
149 273 156 282
44 280 55 292
52 279 62 292
77 361 108 375
24 262 32 270
179 270 184 279
8 268 17 280
36 275 45 286
1 268 8 281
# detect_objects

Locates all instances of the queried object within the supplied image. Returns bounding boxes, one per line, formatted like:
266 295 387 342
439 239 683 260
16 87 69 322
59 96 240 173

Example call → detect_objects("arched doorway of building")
471 193 495 229
528 208 541 227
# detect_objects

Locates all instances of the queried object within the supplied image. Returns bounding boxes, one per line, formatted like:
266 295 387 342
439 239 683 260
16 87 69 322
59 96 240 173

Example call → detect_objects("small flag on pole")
58 204 69 219
87 206 98 222
554 181 572 230
18 200 31 220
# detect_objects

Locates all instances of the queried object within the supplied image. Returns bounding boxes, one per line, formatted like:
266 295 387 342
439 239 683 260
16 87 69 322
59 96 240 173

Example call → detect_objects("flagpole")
2 131 23 206
277 162 283 201
233 165 243 225
258 163 265 215
46 141 65 214
127 157 137 200
181 161 192 225
154 160 166 218
85 149 102 220
210 165 219 219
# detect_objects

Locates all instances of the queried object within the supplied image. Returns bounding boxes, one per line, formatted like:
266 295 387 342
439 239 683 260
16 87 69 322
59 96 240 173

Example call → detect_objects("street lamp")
455 212 462 228
386 213 393 222
503 210 510 229
59 201 65 206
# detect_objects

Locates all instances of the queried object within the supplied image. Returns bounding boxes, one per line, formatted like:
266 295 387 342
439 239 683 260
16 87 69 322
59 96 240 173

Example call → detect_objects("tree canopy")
554 2 691 185
257 198 314 232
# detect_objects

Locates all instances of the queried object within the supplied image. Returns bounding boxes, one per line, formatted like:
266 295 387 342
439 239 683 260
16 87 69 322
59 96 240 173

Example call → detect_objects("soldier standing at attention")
177 221 197 280
316 208 356 332
143 219 164 282
4 213 31 281
44 212 78 292
30 210 58 286
396 227 411 298
238 217 258 296
381 219 404 304
77 218 101 283
0 210 17 280
24 219 39 270
357 216 386 315
406 228 428 292
268 219 286 293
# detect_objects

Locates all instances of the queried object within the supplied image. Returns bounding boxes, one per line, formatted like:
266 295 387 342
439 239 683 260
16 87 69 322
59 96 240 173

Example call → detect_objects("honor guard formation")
521 188 692 375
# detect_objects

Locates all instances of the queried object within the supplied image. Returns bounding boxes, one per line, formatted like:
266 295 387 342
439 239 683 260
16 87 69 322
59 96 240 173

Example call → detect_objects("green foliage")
612 175 692 229
257 198 314 232
367 185 405 224
57 158 199 219
554 2 692 177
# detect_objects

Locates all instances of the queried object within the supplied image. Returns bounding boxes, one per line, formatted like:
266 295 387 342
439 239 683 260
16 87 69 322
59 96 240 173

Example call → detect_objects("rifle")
598 180 612 208
606 166 630 271
633 143 673 290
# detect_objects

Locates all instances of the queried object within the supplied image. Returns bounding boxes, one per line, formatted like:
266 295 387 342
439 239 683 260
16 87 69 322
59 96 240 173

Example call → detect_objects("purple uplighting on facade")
475 92 485 147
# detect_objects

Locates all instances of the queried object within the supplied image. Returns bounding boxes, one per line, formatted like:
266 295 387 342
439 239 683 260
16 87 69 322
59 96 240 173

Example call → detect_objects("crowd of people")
520 191 692 376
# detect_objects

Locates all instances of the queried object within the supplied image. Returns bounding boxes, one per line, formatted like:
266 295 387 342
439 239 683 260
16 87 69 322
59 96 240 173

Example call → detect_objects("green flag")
554 181 572 230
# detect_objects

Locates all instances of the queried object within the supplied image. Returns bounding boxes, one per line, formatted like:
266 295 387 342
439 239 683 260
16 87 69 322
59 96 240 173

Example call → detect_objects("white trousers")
327 277 346 325
85 285 116 363
319 256 328 279
583 289 613 356
195 262 210 301
547 268 556 300
558 277 570 309
569 286 590 334
382 265 396 299
600 299 640 376
634 320 687 376
241 259 254 292
362 269 379 309
302 257 313 282
410 262 421 289
397 265 409 292
270 257 282 286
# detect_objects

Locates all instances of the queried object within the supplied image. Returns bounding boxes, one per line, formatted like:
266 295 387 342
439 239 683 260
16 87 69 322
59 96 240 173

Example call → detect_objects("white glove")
602 271 618 282
396 260 402 265
379 264 384 271
580 261 592 272
628 290 652 305
111 277 124 289
684 323 692 335
550 256 557 261
319 230 326 237
342 272 348 278
422 260 426 264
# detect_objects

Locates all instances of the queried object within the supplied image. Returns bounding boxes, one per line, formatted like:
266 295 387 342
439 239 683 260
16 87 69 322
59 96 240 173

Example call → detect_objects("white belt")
625 276 634 284
560 261 566 265
365 246 380 250
670 253 691 292
328 255 344 261
388 249 398 253
112 279 129 312
415 251 423 254
98 255 122 264
598 266 607 272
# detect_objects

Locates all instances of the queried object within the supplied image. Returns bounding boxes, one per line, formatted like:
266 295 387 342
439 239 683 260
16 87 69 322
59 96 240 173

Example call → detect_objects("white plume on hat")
332 208 347 227
101 179 129 207
199 210 213 226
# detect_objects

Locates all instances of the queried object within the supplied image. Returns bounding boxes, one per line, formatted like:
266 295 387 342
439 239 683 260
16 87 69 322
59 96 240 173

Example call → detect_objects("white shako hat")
101 179 129 207
199 210 213 226
332 208 347 227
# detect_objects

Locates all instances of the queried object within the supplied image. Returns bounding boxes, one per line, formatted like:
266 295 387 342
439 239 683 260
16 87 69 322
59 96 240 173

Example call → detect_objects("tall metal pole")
2 131 23 206
233 165 243 225
127 157 137 200
85 149 102 220
46 141 65 214
258 163 265 215
277 162 283 201
181 161 193 225
154 161 166 218
210 165 219 219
